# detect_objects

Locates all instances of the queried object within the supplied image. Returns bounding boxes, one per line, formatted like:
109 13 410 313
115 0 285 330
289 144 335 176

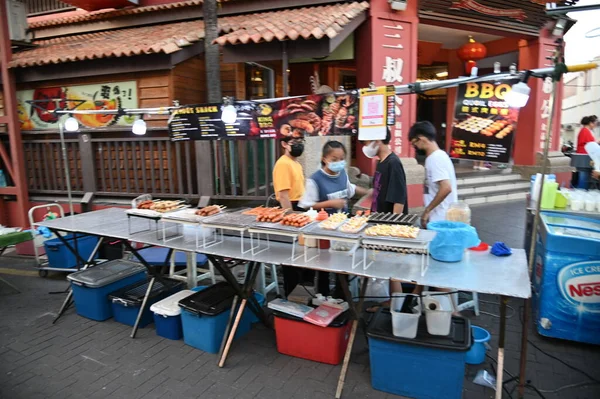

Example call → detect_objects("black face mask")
289 142 304 157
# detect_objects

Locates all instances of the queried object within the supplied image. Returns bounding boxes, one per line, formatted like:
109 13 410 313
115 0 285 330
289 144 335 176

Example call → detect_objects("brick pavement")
1 201 600 399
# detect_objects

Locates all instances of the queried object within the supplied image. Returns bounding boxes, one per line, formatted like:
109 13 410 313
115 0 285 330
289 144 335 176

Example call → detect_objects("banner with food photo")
16 81 138 130
255 91 359 138
450 79 520 164
168 101 264 141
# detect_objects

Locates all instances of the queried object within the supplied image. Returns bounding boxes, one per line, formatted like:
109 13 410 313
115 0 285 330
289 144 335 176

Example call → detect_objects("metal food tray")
361 228 437 245
201 209 257 229
250 221 314 234
126 209 162 220
303 222 365 240
367 213 419 225
161 208 223 224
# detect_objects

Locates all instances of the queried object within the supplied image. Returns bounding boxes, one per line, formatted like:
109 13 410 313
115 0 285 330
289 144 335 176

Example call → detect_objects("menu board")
168 102 272 141
254 91 359 139
449 79 521 164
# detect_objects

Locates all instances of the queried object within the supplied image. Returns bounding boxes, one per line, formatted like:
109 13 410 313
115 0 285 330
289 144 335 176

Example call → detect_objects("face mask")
327 160 346 173
289 142 304 157
362 142 379 159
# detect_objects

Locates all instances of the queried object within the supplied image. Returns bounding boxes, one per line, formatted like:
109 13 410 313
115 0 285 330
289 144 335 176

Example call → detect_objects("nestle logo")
569 282 600 298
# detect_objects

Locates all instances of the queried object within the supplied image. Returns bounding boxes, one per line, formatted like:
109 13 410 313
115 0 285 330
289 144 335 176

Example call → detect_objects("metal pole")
495 296 508 399
282 42 289 97
59 122 75 217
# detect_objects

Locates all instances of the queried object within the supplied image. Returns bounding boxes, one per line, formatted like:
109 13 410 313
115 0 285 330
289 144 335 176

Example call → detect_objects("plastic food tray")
303 223 364 240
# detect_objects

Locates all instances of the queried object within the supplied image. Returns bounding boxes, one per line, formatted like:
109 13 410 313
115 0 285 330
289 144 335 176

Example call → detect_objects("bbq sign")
558 262 600 312
450 79 520 164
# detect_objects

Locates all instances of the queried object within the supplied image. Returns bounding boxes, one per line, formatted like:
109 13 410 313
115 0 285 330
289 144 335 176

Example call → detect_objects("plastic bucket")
466 326 491 365
423 293 453 336
390 294 421 339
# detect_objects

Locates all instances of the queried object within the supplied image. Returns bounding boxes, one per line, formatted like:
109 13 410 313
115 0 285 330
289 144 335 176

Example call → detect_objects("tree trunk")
203 0 222 102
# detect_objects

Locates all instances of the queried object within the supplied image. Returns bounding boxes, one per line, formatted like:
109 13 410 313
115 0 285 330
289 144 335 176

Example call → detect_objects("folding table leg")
218 295 239 361
495 296 508 399
131 277 155 339
218 298 247 368
335 276 368 399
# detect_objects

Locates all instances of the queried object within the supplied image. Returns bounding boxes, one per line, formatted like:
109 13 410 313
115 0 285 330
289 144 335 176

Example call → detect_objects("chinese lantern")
457 36 487 75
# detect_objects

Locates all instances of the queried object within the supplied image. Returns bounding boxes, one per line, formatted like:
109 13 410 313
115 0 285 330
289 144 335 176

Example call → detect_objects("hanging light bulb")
221 97 237 125
132 118 147 135
64 116 79 132
505 82 531 108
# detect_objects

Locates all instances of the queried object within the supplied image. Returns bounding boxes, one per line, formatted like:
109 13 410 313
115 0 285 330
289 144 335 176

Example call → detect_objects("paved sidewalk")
1 201 599 399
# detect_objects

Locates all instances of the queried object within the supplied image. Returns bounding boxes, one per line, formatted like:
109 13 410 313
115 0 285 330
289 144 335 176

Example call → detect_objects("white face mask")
362 142 379 159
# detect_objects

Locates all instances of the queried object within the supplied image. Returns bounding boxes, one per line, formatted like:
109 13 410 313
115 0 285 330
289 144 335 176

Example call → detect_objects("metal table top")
38 208 531 299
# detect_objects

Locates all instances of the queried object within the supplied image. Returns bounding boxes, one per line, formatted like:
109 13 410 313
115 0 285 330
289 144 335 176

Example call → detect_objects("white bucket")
423 292 453 336
391 294 421 339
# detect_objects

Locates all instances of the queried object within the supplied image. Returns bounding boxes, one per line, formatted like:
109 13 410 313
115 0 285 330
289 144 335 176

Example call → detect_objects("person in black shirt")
361 128 409 305
362 129 408 215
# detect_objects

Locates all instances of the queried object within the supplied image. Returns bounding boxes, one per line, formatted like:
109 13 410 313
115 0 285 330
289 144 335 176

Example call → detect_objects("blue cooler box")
67 260 147 321
150 290 196 340
179 283 265 353
109 278 183 328
44 234 99 269
367 309 471 399
533 213 600 345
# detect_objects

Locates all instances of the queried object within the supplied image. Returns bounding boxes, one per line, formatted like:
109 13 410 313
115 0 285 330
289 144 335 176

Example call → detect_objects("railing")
26 0 75 16
22 133 276 202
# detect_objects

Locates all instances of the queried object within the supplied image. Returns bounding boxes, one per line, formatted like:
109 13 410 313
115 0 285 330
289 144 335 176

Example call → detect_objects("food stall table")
37 208 531 399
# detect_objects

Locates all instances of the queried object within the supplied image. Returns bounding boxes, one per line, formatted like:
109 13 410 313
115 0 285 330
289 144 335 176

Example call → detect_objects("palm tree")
203 0 222 102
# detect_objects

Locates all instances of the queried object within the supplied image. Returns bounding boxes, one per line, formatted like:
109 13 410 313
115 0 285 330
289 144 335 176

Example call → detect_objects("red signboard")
450 0 527 22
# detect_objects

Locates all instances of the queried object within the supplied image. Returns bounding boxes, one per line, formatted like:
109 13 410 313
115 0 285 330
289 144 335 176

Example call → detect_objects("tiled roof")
215 1 369 45
11 20 205 68
28 0 205 28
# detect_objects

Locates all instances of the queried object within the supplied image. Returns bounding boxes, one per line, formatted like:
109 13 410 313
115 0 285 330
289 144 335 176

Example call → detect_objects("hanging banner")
16 81 138 130
168 101 268 141
255 91 358 138
358 86 387 141
450 79 520 164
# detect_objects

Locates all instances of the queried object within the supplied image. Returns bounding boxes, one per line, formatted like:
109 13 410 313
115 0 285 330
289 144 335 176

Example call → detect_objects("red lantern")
457 36 487 75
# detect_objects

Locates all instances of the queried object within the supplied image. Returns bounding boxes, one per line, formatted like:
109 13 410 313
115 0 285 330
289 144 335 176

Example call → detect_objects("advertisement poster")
168 101 266 141
16 81 138 130
358 87 387 141
450 79 520 164
255 91 358 139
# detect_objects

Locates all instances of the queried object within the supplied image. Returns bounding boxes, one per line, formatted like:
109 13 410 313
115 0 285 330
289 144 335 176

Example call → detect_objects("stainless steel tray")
303 222 365 240
201 209 257 228
251 221 315 234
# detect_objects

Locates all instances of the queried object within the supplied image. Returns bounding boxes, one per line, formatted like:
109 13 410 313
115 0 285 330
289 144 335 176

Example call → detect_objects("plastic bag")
427 221 480 262
364 278 389 302
473 370 496 390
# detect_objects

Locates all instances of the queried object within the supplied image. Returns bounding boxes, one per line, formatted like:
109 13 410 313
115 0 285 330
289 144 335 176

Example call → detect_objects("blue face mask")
327 160 346 173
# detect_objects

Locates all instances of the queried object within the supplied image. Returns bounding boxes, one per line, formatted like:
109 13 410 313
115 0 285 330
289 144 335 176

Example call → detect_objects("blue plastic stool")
138 247 207 266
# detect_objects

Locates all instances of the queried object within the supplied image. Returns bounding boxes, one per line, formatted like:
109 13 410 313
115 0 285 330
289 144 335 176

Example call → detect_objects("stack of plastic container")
150 290 196 340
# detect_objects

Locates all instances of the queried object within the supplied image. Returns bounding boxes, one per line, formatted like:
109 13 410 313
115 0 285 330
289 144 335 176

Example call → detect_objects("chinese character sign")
540 77 554 151
16 81 138 130
450 79 521 164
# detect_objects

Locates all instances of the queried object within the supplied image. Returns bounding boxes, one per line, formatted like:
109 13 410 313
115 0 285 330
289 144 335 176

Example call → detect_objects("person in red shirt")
576 115 598 154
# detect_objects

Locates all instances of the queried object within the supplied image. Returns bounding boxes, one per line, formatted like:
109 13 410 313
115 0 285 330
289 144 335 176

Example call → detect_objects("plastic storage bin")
466 326 491 365
423 292 453 336
179 282 263 353
367 309 471 399
67 260 147 321
150 290 196 340
273 311 351 365
390 294 421 339
109 278 183 328
44 234 99 269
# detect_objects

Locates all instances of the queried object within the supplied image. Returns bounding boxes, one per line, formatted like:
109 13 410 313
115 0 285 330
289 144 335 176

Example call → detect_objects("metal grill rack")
302 222 366 267
367 213 419 225
248 221 316 261
200 210 260 254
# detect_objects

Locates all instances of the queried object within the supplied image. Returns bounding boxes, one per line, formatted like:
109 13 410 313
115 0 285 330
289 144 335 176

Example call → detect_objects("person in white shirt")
408 121 458 227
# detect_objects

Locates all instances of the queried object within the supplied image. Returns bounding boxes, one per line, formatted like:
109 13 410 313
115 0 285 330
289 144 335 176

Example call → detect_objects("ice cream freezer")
533 212 600 345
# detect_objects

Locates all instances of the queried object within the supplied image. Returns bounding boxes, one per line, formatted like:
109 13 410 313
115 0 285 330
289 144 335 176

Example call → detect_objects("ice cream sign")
558 262 600 310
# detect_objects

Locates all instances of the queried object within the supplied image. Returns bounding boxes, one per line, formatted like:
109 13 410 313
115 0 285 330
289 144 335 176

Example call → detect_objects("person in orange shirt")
273 132 306 211
273 130 310 296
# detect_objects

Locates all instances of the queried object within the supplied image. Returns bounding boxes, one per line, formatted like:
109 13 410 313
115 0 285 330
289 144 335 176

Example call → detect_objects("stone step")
457 181 530 196
459 187 529 206
457 173 523 187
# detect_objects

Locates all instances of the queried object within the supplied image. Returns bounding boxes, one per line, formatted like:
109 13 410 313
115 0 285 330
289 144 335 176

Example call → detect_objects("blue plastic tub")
428 221 480 263
45 234 99 269
367 310 471 399
67 260 147 321
138 247 208 266
466 326 491 365
179 285 264 353
109 278 183 328
151 290 196 340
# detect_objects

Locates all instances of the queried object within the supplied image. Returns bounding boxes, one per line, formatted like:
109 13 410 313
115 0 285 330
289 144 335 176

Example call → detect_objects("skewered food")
365 224 420 239
339 215 369 233
257 208 288 223
137 200 154 209
243 206 282 216
196 205 224 217
149 200 184 213
281 213 311 227
320 213 348 230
